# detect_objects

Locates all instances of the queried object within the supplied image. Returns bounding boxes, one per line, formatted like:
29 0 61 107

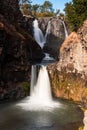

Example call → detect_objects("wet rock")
39 17 65 59
0 81 30 100
48 19 87 105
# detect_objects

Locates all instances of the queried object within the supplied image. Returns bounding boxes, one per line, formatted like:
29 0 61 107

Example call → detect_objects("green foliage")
32 4 40 13
22 82 30 92
36 12 54 17
21 3 32 15
40 1 53 13
20 0 55 17
64 0 87 31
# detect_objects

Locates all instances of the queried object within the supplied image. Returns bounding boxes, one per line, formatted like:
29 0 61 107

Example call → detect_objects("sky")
32 0 71 13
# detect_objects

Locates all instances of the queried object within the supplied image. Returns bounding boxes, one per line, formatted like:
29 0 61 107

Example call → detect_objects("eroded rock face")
0 0 44 100
48 20 87 105
39 17 65 59
0 15 44 81
58 20 87 74
38 17 50 34
0 0 22 23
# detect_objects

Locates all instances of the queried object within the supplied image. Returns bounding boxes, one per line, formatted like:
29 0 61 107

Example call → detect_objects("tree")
22 0 32 4
32 4 40 14
41 1 53 12
19 0 32 15
64 0 87 31
21 3 32 15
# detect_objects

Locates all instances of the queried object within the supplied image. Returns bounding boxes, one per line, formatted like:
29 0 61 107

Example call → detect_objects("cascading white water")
33 19 46 48
62 21 68 38
17 65 61 111
45 20 51 41
30 65 37 96
43 53 55 61
31 66 52 102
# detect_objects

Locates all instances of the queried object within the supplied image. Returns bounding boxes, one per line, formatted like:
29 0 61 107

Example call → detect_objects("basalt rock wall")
0 0 44 100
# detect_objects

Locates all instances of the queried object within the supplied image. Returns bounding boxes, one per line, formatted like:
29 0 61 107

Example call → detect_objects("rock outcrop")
39 17 65 59
48 20 87 105
58 20 87 73
0 0 22 24
0 0 44 100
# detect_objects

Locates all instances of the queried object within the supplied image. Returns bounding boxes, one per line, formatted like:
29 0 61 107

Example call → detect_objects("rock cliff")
0 0 22 23
39 17 65 59
58 20 87 74
48 20 87 105
0 0 44 100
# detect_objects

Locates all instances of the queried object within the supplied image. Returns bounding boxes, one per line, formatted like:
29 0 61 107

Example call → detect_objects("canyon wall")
0 0 44 100
48 20 87 106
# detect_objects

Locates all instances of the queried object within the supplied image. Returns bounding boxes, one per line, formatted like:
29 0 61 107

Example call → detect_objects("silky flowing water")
33 19 46 48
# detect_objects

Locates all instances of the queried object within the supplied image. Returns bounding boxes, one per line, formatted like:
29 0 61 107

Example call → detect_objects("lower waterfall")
30 66 52 102
17 65 61 111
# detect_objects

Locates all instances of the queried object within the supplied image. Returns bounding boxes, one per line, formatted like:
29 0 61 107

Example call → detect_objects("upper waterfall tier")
33 19 46 48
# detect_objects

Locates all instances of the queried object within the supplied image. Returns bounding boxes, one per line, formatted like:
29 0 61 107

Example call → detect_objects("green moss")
22 82 30 92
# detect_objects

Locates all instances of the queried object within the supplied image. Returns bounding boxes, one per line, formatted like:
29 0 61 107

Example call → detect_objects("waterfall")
45 20 51 41
30 65 37 96
17 65 60 111
62 21 68 38
43 53 55 61
31 66 52 102
33 19 46 48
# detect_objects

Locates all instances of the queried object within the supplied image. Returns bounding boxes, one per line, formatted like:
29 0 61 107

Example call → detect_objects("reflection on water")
0 99 84 130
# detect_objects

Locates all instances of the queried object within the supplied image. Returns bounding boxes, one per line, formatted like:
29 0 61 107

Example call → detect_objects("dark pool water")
0 98 84 130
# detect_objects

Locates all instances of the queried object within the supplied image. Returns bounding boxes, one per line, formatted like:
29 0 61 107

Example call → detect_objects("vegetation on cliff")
20 0 87 32
64 0 87 31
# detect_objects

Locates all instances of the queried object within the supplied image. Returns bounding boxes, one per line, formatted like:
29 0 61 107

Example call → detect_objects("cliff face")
39 17 65 59
0 0 22 23
0 0 44 100
48 20 87 105
58 20 87 74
